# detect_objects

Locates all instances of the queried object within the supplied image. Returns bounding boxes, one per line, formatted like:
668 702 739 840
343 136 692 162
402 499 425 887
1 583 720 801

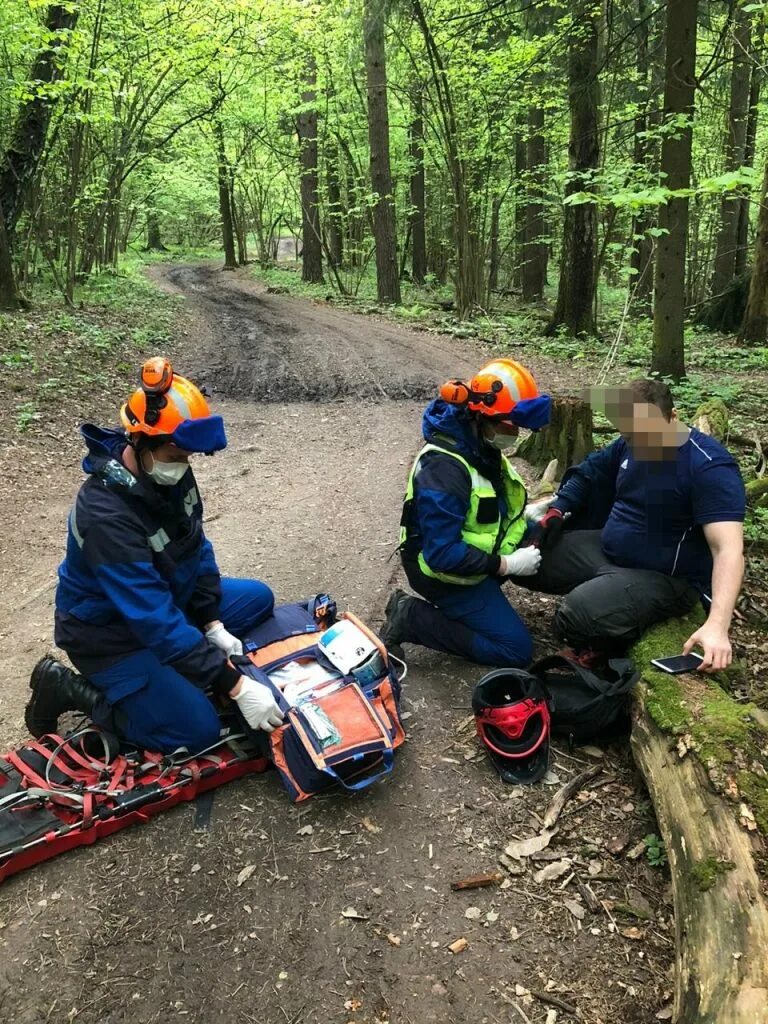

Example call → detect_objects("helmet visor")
170 415 227 454
507 394 552 430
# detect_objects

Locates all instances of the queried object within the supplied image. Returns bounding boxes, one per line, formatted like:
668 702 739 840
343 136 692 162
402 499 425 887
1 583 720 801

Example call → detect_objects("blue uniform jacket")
54 425 238 695
401 400 510 578
552 428 746 594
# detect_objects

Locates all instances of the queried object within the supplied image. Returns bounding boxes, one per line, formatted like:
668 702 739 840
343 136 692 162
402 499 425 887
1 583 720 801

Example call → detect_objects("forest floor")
0 259 760 1024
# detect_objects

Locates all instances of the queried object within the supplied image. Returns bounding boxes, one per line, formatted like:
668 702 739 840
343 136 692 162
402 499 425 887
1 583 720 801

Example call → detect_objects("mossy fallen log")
630 615 768 1023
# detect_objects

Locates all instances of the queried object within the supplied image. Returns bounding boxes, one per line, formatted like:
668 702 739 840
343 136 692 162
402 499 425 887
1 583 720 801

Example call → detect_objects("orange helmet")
440 359 551 429
120 357 227 453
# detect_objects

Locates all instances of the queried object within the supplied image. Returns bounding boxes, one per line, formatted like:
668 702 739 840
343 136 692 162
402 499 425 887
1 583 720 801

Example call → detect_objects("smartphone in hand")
650 652 704 674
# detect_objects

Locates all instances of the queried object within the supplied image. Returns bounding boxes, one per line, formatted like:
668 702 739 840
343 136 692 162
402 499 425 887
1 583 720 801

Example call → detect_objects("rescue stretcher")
0 722 268 885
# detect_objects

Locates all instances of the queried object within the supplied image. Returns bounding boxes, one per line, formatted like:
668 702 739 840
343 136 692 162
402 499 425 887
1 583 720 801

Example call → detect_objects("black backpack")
530 655 640 746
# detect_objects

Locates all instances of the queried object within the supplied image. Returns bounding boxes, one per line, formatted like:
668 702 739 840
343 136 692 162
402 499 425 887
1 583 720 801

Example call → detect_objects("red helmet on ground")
472 669 551 784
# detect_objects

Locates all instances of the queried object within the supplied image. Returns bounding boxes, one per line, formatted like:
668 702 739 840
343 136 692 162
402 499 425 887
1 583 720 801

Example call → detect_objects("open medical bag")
238 598 406 802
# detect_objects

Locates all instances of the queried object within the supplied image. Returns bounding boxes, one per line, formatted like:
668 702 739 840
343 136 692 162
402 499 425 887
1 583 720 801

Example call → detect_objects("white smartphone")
651 652 704 674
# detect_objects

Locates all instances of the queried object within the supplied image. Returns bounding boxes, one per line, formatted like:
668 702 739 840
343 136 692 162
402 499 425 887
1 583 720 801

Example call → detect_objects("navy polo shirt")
555 428 745 594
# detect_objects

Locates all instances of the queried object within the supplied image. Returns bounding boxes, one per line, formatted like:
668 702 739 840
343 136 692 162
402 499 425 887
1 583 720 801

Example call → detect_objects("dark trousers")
516 530 700 650
85 577 274 753
398 558 533 667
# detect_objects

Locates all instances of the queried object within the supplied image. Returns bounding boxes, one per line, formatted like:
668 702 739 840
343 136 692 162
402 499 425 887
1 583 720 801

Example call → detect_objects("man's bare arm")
682 520 744 672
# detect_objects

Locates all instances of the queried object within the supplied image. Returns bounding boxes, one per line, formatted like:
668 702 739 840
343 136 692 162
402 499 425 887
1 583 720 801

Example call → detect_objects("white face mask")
485 430 517 452
143 452 189 486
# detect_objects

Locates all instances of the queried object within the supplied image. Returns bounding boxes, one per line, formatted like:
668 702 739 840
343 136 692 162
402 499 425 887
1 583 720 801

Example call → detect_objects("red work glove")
527 507 565 550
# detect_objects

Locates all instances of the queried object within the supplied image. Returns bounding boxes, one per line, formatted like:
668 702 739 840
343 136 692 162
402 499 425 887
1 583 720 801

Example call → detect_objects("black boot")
380 589 414 661
25 656 100 737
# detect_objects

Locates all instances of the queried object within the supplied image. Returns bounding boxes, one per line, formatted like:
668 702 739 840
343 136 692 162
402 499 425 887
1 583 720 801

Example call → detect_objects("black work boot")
380 589 413 662
25 656 100 737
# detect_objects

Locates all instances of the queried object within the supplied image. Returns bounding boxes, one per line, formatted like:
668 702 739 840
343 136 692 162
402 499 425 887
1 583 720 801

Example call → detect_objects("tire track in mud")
158 262 479 403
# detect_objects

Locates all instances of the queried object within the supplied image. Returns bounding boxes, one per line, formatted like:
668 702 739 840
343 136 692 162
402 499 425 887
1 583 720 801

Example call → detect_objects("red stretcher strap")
4 750 52 791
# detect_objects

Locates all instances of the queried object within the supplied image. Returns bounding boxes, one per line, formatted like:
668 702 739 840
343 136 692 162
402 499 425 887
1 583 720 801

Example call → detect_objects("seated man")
25 357 284 752
381 359 551 667
525 378 745 671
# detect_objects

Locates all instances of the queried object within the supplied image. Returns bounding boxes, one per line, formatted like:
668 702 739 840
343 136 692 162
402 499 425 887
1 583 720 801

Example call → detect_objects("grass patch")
0 261 183 442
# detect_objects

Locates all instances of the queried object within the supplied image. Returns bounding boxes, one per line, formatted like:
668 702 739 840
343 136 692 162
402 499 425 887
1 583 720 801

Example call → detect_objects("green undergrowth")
631 615 768 836
127 243 222 265
0 262 182 439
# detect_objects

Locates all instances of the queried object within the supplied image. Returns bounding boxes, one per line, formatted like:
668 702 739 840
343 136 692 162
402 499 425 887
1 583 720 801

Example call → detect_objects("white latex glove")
232 677 284 732
498 546 542 577
205 621 243 658
523 497 554 523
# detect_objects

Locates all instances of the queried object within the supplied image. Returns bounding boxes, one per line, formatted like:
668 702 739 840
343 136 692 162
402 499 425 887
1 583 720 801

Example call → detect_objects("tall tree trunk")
364 0 401 303
711 6 753 298
104 186 121 268
326 143 344 269
0 197 23 309
411 0 481 315
297 61 324 284
408 86 427 285
547 6 600 336
735 15 764 279
522 106 548 301
687 194 705 306
651 0 698 380
64 0 104 302
629 0 662 311
145 210 167 251
341 140 363 267
487 193 502 298
521 3 550 302
0 4 80 241
739 151 768 343
213 118 237 271
513 124 526 290
120 206 136 253
233 195 247 266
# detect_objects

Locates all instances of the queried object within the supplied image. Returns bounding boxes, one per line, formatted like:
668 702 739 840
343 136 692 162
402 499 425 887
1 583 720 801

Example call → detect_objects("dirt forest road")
0 264 673 1024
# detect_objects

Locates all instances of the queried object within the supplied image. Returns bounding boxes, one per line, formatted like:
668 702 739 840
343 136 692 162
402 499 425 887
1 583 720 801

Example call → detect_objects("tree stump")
630 616 768 1023
692 399 729 442
694 272 751 334
745 477 768 507
516 396 594 475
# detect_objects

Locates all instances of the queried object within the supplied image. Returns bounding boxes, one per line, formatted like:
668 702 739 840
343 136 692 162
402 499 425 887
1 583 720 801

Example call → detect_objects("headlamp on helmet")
119 357 227 455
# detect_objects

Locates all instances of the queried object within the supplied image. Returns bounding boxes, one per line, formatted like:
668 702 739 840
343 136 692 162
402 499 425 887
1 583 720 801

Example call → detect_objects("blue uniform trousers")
88 577 274 753
401 559 532 667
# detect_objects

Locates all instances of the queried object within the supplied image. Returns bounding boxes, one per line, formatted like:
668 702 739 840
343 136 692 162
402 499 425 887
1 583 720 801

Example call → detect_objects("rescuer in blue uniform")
26 357 284 752
382 359 551 667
